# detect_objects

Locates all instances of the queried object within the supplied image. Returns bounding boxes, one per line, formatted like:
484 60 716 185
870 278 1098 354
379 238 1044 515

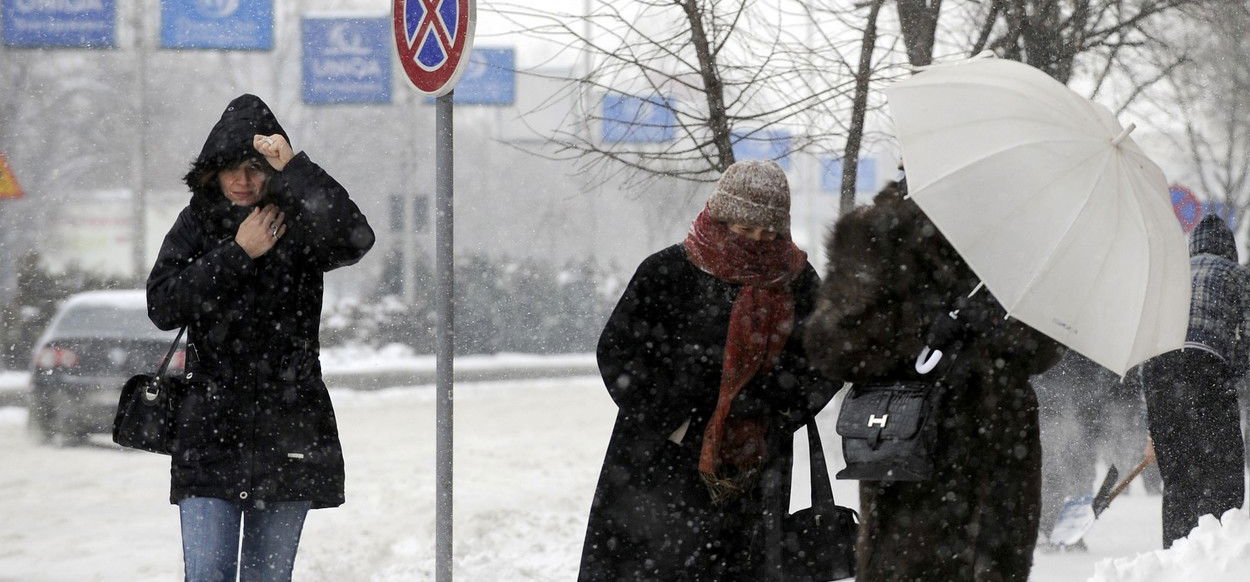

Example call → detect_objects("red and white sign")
393 0 476 96
1169 184 1202 233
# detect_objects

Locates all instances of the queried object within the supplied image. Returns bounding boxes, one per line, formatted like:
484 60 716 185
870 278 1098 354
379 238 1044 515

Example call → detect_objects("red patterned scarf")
683 205 807 502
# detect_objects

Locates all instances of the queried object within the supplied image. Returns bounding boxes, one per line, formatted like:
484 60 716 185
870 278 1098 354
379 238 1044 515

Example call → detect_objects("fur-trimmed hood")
802 181 1060 383
183 94 290 234
183 94 289 200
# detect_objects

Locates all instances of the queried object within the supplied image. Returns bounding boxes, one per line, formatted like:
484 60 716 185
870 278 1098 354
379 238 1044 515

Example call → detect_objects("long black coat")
578 244 839 582
803 185 1061 581
147 95 374 509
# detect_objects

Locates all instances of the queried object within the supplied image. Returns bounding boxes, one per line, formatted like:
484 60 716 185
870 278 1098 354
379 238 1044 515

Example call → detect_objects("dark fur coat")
803 184 1062 581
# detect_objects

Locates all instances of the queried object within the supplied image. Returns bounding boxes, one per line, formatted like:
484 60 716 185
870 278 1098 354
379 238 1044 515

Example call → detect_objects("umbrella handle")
916 347 943 374
1111 123 1137 146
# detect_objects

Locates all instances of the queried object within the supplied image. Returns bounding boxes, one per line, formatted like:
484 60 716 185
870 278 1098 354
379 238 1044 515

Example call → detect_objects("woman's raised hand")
254 133 294 172
236 204 287 259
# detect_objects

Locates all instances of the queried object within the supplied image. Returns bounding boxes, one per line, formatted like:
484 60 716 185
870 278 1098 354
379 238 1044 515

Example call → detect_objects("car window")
50 305 172 341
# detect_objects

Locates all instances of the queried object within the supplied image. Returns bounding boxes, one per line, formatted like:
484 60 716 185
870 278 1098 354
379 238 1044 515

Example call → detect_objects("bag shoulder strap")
155 327 186 377
806 419 836 508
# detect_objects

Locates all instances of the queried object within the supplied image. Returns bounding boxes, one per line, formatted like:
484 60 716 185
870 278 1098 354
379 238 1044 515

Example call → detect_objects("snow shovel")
1047 456 1154 547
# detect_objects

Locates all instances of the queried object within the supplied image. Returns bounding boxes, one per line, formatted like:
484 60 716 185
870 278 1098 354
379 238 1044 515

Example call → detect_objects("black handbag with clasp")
834 380 945 481
112 327 188 454
833 304 969 482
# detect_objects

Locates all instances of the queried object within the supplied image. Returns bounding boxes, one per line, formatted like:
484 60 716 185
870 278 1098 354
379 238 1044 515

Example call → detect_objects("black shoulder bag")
834 310 964 481
835 378 946 481
782 419 858 581
112 327 188 454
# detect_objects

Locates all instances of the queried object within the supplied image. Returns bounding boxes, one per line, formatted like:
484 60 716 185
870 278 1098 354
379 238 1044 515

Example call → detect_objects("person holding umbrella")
812 55 1190 577
1140 213 1249 547
577 160 840 581
803 180 1063 580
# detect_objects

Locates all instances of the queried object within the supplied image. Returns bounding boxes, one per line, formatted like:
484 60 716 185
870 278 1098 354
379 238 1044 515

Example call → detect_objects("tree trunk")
896 0 942 67
841 0 887 217
679 0 735 171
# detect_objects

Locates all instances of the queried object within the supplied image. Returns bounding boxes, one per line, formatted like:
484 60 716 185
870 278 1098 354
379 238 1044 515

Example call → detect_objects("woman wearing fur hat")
802 182 1062 581
577 160 840 581
146 94 374 581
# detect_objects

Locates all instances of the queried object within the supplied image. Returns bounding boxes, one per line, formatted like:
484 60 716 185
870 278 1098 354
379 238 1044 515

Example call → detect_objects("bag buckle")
867 414 889 428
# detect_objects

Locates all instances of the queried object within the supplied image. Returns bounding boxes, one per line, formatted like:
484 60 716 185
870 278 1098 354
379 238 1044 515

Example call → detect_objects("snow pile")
1089 508 1250 582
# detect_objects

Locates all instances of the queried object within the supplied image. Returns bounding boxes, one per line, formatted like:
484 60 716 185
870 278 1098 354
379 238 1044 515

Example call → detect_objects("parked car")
28 290 181 444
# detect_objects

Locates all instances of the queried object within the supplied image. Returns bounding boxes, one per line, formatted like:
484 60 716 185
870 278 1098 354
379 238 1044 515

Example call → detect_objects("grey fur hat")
707 160 790 233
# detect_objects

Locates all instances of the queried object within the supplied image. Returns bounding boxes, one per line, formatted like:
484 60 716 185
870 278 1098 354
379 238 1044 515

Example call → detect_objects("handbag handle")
155 327 187 377
805 419 836 509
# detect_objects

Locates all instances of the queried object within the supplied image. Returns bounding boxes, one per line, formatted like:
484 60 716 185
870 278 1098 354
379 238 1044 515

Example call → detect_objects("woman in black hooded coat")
146 94 374 581
803 183 1061 581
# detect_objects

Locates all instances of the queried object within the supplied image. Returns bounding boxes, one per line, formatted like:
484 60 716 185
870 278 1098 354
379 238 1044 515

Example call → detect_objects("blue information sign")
161 0 273 50
302 17 392 105
423 47 514 105
732 129 791 170
2 0 115 48
821 156 877 193
602 94 676 144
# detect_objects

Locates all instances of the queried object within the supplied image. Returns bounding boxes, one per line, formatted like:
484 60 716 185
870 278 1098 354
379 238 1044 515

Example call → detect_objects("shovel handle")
1105 456 1154 506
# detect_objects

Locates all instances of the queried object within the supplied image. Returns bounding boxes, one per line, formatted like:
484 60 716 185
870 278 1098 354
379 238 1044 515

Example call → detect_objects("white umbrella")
883 56 1190 376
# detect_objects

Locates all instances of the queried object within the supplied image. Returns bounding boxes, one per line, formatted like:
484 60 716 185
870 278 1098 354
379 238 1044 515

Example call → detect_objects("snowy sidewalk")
0 376 1187 581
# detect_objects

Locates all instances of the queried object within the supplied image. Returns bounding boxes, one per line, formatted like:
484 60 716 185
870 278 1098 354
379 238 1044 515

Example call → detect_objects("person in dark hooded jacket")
147 94 374 581
577 160 839 582
1140 213 1248 547
802 182 1062 581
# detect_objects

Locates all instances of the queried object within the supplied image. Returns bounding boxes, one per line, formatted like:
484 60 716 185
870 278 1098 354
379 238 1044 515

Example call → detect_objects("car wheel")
26 387 55 444
49 388 88 446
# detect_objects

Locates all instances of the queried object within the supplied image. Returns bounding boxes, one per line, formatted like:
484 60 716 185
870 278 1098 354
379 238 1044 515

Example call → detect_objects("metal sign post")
433 88 454 582
393 1 475 580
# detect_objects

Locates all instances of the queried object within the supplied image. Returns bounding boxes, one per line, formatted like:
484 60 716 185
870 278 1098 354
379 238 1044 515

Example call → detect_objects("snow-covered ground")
317 344 598 375
0 376 1240 581
0 371 26 391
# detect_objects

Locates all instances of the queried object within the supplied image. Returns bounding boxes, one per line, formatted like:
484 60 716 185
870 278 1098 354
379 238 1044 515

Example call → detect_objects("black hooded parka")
147 94 374 509
1140 214 1249 546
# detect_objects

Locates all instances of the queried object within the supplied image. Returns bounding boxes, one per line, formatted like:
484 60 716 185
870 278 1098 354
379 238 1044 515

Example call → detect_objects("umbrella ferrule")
1111 123 1137 146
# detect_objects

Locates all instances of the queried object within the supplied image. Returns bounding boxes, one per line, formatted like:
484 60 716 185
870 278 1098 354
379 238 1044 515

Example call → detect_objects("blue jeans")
178 497 312 582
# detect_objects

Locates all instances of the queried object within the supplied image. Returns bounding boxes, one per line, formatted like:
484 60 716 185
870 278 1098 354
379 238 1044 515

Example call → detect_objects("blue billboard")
2 0 116 47
437 48 515 105
821 156 878 193
732 129 791 170
161 0 273 50
602 93 676 144
302 16 391 105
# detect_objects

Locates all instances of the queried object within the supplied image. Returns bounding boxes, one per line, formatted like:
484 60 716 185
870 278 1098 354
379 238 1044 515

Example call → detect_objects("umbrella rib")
1116 156 1167 370
995 149 1113 316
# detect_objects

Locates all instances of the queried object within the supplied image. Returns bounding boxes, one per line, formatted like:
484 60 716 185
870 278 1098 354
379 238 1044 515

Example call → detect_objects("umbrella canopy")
884 57 1190 376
